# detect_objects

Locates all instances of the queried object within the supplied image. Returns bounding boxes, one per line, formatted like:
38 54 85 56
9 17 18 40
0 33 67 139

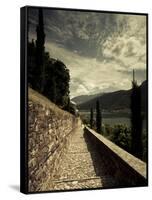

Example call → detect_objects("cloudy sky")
28 8 147 98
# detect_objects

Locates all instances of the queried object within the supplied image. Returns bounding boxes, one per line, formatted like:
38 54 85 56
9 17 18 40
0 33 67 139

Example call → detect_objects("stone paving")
50 124 116 191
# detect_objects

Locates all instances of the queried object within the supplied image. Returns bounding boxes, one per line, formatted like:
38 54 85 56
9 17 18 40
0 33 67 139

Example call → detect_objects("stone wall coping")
85 126 147 179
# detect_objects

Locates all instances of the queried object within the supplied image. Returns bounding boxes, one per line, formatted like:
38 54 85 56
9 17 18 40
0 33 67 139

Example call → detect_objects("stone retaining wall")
84 126 147 187
28 88 79 192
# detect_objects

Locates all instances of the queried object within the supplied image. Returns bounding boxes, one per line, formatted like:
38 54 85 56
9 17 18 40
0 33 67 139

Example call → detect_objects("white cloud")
30 11 146 98
46 42 141 97
75 84 89 96
102 34 146 69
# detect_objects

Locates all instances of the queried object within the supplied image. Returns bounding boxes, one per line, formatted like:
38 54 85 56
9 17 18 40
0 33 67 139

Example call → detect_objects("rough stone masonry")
28 88 79 192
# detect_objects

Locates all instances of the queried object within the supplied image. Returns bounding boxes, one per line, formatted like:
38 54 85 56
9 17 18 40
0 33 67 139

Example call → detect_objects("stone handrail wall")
28 88 79 192
84 126 147 187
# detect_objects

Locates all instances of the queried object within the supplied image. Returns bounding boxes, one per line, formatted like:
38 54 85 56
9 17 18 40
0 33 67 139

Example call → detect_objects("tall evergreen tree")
96 100 102 134
28 9 71 113
90 108 94 129
36 8 45 93
131 70 143 159
28 39 36 87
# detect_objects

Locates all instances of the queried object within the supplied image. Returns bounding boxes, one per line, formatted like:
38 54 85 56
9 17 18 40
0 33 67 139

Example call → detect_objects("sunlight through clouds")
29 8 147 97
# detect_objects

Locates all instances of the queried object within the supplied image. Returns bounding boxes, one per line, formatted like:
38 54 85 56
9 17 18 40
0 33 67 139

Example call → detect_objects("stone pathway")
51 124 116 191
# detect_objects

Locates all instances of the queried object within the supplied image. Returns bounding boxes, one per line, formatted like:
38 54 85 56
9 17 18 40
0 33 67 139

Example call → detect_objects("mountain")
78 80 147 113
71 93 102 105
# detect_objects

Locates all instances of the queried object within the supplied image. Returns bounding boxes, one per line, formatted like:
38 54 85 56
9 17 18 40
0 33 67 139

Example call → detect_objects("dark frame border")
20 5 148 194
20 6 28 194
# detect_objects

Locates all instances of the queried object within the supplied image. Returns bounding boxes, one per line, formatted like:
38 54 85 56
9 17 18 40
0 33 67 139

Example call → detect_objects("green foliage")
98 123 132 153
28 42 70 111
104 124 113 137
103 123 147 161
27 9 71 113
110 124 131 153
53 60 70 107
43 59 70 109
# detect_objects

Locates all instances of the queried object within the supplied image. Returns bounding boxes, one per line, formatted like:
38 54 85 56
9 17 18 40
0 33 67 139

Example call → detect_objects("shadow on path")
83 129 116 188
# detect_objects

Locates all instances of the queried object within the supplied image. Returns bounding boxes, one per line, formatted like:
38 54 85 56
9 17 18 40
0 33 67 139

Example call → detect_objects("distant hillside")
78 80 147 113
71 93 102 105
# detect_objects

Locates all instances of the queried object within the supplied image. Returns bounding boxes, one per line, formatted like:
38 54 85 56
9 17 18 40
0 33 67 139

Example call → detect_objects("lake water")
103 117 131 127
80 111 146 129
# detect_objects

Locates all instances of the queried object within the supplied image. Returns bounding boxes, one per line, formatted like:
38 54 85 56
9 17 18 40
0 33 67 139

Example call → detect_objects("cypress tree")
28 39 36 87
96 100 102 134
36 8 45 93
90 108 94 129
28 9 71 113
131 70 143 159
